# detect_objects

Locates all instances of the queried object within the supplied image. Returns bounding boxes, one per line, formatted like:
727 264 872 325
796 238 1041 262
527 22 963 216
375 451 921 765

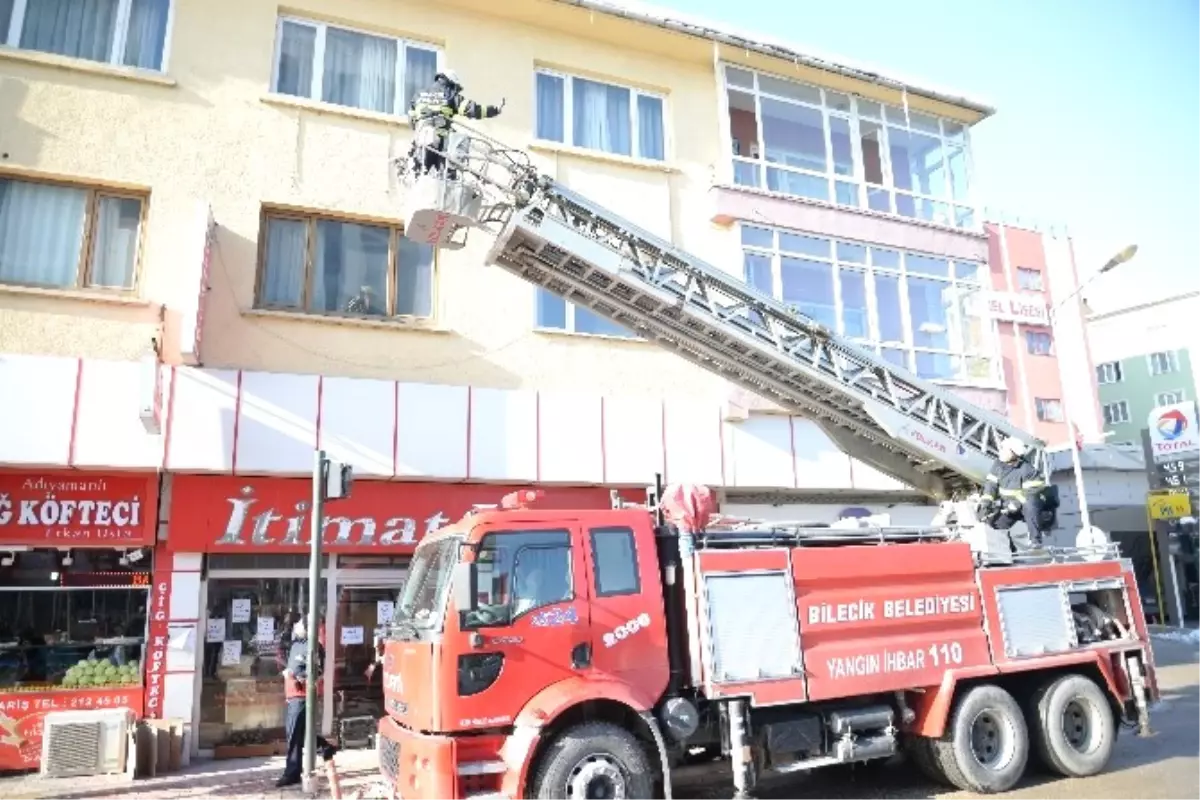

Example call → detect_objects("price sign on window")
377 601 395 625
231 598 252 624
206 618 226 643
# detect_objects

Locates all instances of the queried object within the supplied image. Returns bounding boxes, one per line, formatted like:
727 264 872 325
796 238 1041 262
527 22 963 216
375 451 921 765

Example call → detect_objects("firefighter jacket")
982 457 1045 504
408 81 501 132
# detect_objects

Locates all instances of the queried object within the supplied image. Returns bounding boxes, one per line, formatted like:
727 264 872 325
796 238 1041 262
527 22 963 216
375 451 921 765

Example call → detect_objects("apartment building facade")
0 0 1099 762
1089 291 1200 446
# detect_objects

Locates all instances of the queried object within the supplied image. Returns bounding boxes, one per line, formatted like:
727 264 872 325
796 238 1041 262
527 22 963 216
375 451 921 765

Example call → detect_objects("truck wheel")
904 735 947 785
1029 674 1116 777
933 684 1029 793
531 721 654 799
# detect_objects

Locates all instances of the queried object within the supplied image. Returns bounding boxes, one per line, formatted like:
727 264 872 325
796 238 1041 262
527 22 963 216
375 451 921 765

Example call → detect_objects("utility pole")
301 449 353 793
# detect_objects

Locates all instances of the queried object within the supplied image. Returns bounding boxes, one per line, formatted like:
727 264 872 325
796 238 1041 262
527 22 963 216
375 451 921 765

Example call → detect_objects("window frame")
0 172 148 295
253 206 437 321
738 222 997 386
268 14 443 118
589 526 640 598
462 529 575 630
1024 329 1054 356
721 62 976 230
1016 267 1044 292
1147 350 1178 376
3 0 177 72
1095 361 1123 384
533 287 641 340
1155 390 1185 407
1102 400 1130 426
532 67 669 162
1035 397 1065 423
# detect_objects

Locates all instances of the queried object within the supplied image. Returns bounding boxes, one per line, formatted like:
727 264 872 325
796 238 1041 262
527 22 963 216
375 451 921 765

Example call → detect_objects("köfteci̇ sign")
979 292 1050 325
166 476 643 554
1147 401 1200 461
0 472 159 546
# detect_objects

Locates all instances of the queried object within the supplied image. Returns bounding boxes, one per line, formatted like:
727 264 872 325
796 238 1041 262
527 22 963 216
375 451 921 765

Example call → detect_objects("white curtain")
572 77 630 156
20 0 119 63
322 28 396 114
261 218 307 308
636 94 664 161
0 179 87 287
395 237 432 318
89 196 140 288
535 73 565 143
122 0 169 70
276 21 315 97
402 46 437 112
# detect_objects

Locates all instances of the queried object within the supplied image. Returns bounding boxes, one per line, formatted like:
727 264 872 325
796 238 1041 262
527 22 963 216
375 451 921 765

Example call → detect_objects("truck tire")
1029 674 1116 777
932 684 1029 793
530 721 655 799
904 735 947 785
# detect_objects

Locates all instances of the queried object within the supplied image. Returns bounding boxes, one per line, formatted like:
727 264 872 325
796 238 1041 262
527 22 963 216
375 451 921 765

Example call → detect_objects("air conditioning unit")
40 708 135 779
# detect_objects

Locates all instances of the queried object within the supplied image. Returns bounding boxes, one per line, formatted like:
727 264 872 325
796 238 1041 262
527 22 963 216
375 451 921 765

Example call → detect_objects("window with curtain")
5 0 173 71
0 177 143 291
257 210 435 320
272 17 440 116
738 222 994 385
534 70 666 161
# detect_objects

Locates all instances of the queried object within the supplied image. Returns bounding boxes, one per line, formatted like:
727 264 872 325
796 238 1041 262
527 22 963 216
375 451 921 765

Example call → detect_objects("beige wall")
0 0 981 402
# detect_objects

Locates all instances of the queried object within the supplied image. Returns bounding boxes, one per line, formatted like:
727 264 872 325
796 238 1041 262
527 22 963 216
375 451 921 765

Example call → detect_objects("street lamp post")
1046 244 1138 532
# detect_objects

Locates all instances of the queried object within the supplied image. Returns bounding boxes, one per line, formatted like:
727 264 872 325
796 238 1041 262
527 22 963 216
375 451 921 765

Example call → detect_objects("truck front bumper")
378 716 512 799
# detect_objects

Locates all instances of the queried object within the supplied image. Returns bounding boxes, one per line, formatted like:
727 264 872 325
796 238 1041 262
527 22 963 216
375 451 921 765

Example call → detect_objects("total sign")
1147 401 1200 459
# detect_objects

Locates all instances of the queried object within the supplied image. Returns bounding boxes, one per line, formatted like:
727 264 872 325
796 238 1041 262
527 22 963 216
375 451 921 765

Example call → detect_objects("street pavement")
0 633 1195 800
674 632 1200 800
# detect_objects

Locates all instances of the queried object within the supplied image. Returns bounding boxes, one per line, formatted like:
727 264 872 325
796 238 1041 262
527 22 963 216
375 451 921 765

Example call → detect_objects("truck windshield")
394 537 459 628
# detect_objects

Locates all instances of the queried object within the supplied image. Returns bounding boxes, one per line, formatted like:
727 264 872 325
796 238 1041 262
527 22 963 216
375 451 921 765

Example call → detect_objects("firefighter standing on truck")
981 436 1047 551
407 69 503 176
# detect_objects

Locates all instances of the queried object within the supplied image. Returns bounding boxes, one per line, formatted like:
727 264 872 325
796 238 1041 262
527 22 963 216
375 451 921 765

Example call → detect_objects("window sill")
0 46 176 86
245 307 449 334
0 282 151 307
529 141 678 174
260 92 410 128
712 181 987 239
534 326 647 344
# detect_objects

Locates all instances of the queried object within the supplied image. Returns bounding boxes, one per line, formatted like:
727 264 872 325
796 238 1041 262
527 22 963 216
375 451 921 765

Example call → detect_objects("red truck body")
377 490 1158 799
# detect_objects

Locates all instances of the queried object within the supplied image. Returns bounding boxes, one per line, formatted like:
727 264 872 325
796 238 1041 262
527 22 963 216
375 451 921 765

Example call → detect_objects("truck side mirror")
452 561 476 613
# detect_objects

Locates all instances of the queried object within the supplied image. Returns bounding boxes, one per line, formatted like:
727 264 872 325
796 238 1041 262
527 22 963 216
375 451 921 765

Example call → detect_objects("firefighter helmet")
437 69 462 88
999 436 1027 460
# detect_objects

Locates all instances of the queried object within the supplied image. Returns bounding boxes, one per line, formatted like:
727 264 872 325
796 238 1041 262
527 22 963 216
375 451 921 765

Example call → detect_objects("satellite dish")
1075 525 1110 560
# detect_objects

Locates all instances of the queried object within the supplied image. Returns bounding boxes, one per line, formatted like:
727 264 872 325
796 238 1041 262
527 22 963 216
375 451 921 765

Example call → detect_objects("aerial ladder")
393 123 1053 527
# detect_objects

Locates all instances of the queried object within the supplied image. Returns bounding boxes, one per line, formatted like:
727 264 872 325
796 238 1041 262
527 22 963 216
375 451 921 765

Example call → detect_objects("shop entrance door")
329 576 406 748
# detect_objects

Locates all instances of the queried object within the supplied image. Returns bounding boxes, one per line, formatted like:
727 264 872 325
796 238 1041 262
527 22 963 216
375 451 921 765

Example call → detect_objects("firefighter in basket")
980 436 1055 552
406 69 504 178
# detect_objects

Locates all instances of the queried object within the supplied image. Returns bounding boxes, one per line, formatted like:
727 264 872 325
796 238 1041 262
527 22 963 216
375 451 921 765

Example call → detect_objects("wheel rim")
1061 698 1095 754
969 709 1015 770
566 754 626 799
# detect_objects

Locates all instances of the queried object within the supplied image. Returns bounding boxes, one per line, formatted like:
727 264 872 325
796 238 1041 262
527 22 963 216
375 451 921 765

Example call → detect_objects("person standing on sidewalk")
276 617 337 788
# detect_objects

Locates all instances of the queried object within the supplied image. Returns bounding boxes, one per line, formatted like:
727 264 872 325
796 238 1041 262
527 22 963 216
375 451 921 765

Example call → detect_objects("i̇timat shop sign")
0 688 144 771
168 476 640 554
0 471 158 546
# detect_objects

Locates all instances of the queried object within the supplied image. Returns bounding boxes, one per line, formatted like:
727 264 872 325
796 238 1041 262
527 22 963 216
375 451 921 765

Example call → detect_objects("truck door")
583 519 670 699
446 521 592 730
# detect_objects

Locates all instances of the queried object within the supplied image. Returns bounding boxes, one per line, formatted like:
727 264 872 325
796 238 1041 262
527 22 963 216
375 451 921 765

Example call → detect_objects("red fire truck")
375 126 1159 799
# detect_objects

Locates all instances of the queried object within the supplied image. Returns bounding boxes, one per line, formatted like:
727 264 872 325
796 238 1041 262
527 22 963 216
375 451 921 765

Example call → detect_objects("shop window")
198 576 327 750
462 530 572 629
255 209 435 320
0 548 152 693
0 176 145 293
591 527 639 596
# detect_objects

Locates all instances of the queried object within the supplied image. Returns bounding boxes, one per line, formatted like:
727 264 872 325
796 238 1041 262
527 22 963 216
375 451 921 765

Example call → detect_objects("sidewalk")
0 749 386 800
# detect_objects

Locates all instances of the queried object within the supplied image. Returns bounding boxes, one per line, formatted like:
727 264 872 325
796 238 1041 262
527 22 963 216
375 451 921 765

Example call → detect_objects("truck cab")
378 491 670 799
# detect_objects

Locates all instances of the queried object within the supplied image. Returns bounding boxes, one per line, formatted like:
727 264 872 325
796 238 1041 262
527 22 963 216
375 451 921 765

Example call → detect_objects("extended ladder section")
396 125 1046 498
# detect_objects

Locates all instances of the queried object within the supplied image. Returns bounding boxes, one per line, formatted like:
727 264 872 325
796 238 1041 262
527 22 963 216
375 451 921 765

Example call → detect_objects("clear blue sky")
645 0 1199 312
